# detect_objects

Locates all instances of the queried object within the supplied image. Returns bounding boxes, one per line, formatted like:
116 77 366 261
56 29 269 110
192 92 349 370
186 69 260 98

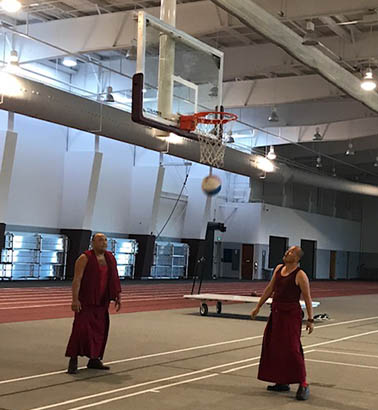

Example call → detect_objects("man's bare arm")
71 254 88 312
297 270 314 334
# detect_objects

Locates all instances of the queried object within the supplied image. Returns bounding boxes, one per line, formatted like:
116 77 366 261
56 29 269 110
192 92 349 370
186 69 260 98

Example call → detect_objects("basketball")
201 175 222 196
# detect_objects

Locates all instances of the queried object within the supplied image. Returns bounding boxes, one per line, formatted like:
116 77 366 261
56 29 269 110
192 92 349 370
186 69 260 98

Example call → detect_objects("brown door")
330 251 336 280
242 244 254 280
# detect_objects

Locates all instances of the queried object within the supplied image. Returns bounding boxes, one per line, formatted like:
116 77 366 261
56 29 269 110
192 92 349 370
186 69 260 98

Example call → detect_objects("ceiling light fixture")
267 145 277 160
209 85 218 97
9 49 18 65
104 86 114 103
361 67 377 91
256 156 275 173
63 56 77 68
302 21 319 46
126 45 137 60
1 0 22 13
225 131 234 144
345 142 355 156
316 156 322 168
332 167 337 177
374 156 378 167
268 107 279 122
313 127 323 141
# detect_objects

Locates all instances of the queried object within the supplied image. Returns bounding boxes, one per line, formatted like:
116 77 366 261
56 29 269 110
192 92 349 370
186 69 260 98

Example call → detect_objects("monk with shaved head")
251 246 314 401
65 233 122 374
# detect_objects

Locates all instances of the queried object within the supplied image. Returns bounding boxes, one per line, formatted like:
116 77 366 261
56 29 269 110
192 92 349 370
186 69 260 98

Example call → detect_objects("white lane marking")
315 349 378 359
28 356 262 410
67 374 220 410
307 358 378 370
0 336 263 385
27 329 378 410
2 315 378 385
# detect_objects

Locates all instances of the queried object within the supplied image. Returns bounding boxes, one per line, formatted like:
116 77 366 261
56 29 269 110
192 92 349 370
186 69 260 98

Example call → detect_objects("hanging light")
268 107 279 122
267 145 277 160
209 85 218 97
332 167 337 177
224 131 234 144
104 86 114 102
302 21 319 46
361 68 377 91
259 171 266 180
9 49 18 65
1 0 22 12
345 142 355 156
126 45 137 60
316 156 322 168
63 56 77 68
374 156 378 167
313 127 323 141
256 156 275 173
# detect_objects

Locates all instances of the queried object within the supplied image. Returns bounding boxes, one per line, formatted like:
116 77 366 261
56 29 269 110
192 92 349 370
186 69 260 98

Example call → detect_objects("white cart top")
183 294 320 309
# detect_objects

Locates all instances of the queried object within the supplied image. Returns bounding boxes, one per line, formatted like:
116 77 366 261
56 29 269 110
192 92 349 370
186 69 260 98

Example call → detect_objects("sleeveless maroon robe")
65 250 121 359
257 265 306 384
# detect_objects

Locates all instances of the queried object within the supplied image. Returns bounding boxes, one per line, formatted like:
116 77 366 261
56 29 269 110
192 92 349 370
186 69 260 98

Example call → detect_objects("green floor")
1 294 378 410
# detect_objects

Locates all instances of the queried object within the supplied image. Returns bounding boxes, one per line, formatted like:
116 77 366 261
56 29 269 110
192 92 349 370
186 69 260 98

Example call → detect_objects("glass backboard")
132 11 224 136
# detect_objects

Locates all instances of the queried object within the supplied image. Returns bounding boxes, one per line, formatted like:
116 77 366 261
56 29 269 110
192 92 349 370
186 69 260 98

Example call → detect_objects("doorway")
269 236 288 268
300 240 316 279
241 244 254 280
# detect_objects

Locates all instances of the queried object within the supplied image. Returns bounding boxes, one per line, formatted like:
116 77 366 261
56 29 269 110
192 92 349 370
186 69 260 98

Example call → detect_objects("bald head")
283 246 304 264
91 233 108 253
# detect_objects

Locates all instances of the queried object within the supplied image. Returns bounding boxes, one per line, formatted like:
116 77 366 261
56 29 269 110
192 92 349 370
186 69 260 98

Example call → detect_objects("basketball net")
180 112 237 168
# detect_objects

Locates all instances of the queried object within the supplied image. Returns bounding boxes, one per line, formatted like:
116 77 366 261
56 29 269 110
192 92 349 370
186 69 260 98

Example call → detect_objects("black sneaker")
87 359 110 370
296 385 310 400
67 357 78 374
267 384 290 392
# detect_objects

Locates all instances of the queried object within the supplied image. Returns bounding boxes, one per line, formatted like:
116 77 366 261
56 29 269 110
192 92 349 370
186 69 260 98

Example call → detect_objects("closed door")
242 244 254 280
330 251 336 280
300 240 316 279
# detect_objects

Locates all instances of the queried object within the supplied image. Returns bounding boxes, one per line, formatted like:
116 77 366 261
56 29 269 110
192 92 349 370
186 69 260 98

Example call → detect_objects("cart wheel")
200 303 209 316
216 301 222 314
301 310 305 319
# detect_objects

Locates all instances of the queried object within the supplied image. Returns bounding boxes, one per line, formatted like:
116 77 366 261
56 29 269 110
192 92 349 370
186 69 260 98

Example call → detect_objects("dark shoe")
87 359 110 370
296 385 310 400
67 357 78 374
267 384 290 392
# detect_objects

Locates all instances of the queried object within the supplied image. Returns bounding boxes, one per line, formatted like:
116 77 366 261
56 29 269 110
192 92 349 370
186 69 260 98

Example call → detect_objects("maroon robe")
65 250 122 359
257 265 306 384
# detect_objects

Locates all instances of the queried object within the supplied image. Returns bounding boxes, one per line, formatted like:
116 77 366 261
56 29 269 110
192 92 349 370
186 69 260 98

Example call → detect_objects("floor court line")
26 329 378 410
59 333 378 410
2 315 378 386
314 349 378 359
307 358 378 370
28 356 263 410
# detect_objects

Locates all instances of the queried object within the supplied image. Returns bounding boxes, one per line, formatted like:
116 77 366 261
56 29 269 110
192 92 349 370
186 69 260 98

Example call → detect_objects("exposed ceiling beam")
211 0 378 113
319 16 351 42
253 0 378 21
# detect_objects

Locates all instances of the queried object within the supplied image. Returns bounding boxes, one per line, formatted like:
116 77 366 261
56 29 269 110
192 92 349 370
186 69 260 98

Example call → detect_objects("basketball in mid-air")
201 175 222 196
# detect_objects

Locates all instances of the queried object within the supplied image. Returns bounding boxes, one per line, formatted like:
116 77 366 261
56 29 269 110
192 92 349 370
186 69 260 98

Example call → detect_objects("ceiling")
2 0 378 184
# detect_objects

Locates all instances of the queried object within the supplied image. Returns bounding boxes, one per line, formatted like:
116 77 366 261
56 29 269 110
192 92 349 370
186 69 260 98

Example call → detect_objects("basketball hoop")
179 111 238 168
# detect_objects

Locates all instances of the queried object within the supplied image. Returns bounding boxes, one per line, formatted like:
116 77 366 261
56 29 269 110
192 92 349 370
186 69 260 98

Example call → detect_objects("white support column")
0 112 18 221
157 0 177 121
150 155 166 235
200 195 213 239
60 151 103 230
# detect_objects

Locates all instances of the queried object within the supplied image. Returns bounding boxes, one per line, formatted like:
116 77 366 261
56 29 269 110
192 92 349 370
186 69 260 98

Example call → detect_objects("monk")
65 233 122 374
251 246 314 401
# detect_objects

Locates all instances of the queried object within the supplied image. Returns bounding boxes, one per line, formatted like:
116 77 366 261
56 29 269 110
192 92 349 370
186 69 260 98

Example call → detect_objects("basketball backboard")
132 11 224 140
